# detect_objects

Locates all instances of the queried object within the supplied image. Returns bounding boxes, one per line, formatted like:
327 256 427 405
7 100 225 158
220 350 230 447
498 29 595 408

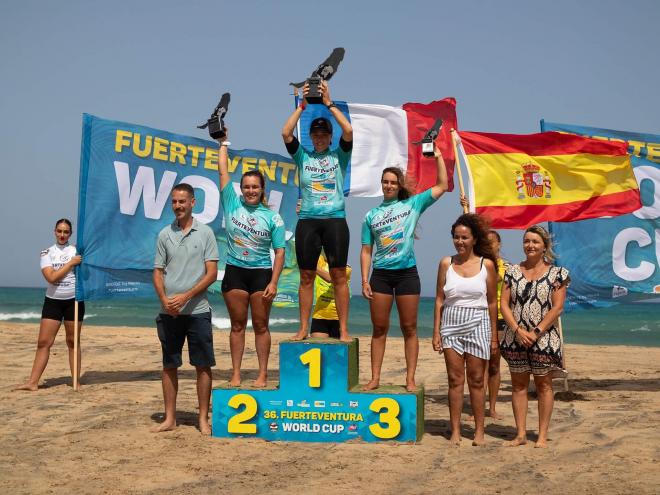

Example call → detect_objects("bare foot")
503 436 527 447
487 409 502 420
449 433 462 447
405 381 417 392
253 376 268 388
151 420 177 433
339 334 352 343
14 383 38 391
228 372 241 387
534 439 549 448
291 330 308 341
199 420 212 436
362 379 380 391
472 432 486 446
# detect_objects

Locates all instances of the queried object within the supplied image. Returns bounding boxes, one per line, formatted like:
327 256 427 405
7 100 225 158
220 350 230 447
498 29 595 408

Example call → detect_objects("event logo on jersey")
515 162 552 200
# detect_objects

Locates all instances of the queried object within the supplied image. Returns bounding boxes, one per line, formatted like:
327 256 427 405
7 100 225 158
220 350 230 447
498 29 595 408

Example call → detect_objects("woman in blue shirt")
217 134 286 387
282 80 353 342
361 144 448 391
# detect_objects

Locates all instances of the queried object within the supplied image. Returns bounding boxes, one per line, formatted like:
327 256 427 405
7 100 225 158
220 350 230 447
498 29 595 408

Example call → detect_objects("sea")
1 286 658 347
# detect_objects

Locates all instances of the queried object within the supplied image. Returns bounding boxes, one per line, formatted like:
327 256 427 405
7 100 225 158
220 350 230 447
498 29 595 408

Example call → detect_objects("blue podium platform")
212 338 424 442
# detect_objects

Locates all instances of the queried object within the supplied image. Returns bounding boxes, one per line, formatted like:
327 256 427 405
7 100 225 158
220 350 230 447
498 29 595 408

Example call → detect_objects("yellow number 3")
227 394 258 434
369 397 401 439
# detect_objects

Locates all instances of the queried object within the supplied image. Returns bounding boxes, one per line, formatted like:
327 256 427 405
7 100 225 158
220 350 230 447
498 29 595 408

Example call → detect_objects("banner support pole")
558 316 568 392
73 300 80 391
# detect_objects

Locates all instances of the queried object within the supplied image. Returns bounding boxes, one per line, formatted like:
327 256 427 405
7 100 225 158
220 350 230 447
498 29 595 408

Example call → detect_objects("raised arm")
320 81 352 142
282 83 307 144
217 131 231 190
430 144 449 199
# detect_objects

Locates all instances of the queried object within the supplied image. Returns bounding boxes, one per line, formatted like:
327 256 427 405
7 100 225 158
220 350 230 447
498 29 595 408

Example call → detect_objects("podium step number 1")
212 338 424 442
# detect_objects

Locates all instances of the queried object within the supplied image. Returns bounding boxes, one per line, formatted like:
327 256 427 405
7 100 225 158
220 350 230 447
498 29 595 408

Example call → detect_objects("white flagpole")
451 129 468 214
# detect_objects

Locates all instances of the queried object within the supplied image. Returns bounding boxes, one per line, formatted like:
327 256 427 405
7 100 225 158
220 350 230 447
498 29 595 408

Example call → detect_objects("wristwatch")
533 327 541 335
326 102 337 110
220 141 231 147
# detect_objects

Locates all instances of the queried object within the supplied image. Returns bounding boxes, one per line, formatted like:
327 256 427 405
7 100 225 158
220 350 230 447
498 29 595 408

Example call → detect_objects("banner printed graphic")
76 114 300 304
541 120 660 308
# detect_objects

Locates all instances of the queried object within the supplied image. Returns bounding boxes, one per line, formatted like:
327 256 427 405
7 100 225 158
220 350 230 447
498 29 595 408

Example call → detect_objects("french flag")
298 97 457 196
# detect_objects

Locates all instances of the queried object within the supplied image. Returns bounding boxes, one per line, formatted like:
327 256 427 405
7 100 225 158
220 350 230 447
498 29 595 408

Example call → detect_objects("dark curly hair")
451 213 497 265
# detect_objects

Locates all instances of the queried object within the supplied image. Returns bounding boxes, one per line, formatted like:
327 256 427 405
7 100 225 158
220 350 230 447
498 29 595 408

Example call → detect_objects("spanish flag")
456 131 641 229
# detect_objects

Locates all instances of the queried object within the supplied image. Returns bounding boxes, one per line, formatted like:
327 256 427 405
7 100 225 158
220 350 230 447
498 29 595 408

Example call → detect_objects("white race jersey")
40 243 77 300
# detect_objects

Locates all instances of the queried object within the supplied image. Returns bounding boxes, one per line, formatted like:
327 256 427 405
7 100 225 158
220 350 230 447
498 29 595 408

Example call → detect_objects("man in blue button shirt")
152 183 219 435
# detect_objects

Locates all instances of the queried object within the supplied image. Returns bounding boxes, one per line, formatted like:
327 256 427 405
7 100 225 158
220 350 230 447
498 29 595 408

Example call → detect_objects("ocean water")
0 286 658 347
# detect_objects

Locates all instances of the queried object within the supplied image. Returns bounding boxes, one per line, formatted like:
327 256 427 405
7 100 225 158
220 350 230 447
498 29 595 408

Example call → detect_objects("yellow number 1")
369 397 401 439
299 348 321 388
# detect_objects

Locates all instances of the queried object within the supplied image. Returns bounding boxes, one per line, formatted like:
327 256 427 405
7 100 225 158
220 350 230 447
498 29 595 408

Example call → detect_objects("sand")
1 322 659 494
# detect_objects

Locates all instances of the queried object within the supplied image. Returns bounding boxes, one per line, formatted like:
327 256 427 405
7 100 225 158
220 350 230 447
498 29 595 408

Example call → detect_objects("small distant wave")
630 324 651 333
212 317 298 330
0 312 97 321
0 312 41 320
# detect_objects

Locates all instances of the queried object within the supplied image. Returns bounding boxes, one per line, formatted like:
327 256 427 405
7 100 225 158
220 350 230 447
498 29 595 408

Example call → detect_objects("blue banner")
76 114 301 303
541 120 660 308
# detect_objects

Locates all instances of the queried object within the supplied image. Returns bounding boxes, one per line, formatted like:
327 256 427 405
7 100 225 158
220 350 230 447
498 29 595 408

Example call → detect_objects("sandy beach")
1 322 659 494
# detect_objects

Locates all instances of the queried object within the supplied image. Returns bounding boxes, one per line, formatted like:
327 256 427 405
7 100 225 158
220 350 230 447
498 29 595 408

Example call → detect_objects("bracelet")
361 280 369 285
326 102 336 110
299 102 306 111
220 141 231 147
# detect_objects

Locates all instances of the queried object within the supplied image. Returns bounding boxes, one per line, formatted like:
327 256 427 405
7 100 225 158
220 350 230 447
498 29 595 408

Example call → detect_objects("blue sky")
2 0 659 295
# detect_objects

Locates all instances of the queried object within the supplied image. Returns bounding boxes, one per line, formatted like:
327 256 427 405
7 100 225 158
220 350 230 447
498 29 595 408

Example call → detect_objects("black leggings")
295 218 350 270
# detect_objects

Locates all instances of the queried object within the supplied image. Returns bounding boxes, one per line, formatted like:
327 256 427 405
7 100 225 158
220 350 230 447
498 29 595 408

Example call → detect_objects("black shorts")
311 318 340 338
295 218 349 270
156 312 215 368
221 264 272 294
370 267 421 296
41 297 85 322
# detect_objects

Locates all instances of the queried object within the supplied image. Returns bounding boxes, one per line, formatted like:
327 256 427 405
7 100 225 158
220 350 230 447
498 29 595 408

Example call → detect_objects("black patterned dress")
500 264 570 376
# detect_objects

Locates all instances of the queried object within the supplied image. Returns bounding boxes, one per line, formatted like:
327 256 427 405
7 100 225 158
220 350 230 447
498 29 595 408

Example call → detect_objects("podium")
212 338 424 442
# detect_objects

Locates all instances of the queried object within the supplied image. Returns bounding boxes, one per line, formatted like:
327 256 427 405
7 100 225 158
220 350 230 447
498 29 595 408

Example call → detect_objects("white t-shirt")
40 243 77 300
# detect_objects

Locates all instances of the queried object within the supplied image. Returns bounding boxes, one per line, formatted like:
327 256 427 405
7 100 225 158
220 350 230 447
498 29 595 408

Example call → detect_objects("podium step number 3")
212 338 424 442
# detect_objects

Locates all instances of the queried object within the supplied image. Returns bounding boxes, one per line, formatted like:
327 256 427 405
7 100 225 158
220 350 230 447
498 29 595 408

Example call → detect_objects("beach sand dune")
1 323 658 494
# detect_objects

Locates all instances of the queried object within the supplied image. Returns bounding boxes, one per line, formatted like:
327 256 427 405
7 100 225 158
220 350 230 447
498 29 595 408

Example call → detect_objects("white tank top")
40 243 77 300
443 258 488 308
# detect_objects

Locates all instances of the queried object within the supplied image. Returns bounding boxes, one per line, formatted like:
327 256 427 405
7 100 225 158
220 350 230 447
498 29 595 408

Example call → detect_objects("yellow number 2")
227 394 258 434
369 397 401 439
299 348 321 388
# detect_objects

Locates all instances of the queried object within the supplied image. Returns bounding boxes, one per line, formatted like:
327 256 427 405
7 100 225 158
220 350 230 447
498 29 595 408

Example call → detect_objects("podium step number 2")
212 339 424 442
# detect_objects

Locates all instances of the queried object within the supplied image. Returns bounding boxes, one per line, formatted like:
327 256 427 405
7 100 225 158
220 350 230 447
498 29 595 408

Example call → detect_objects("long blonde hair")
525 225 556 262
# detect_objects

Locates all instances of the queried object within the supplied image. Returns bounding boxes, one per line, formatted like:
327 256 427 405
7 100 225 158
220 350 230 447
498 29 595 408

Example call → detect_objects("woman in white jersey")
15 219 83 391
432 213 498 446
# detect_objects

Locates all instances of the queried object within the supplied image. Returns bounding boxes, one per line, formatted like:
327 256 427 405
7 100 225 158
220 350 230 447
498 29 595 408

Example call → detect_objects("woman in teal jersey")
360 144 448 391
282 80 353 342
217 134 286 387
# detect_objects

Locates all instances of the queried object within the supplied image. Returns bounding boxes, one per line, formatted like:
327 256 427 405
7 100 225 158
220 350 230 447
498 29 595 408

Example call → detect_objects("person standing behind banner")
282 80 353 342
15 219 84 391
432 214 498 446
361 144 448 392
217 135 286 387
152 183 219 435
500 225 569 448
311 252 352 339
